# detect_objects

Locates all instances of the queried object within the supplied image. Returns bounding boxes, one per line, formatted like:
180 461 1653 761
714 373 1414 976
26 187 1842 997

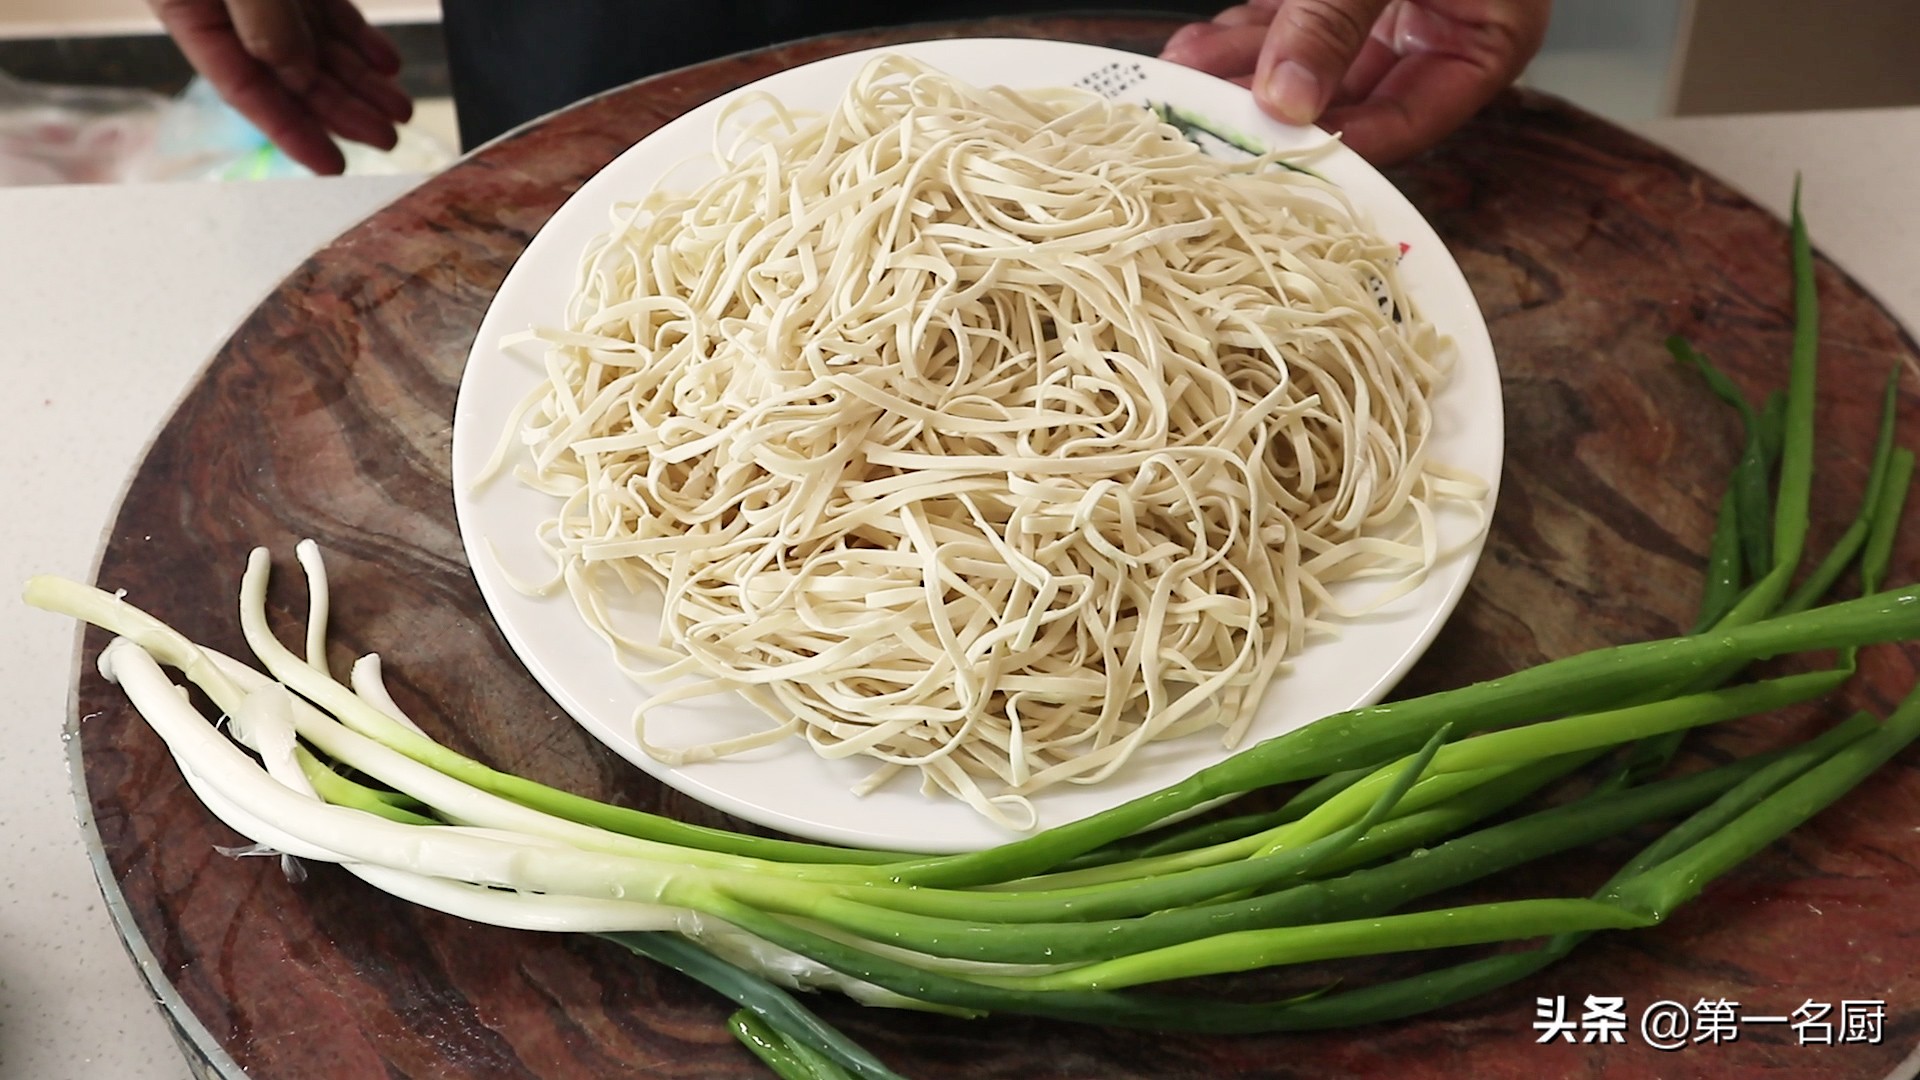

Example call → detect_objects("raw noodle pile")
505 55 1477 827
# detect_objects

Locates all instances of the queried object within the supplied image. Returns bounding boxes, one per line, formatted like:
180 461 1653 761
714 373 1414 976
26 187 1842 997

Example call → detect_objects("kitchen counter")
1 105 1915 1080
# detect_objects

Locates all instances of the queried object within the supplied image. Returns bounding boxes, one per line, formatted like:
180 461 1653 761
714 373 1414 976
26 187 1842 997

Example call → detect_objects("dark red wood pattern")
72 15 1920 1079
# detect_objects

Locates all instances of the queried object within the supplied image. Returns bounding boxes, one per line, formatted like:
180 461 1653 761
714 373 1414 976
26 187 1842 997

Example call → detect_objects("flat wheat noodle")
508 55 1483 830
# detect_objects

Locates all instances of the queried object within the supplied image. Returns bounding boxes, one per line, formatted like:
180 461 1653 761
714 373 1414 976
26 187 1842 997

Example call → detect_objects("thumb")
1254 0 1392 125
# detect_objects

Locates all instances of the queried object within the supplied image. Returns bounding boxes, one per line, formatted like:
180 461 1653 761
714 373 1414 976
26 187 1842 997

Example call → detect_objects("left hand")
1160 0 1551 165
149 0 410 175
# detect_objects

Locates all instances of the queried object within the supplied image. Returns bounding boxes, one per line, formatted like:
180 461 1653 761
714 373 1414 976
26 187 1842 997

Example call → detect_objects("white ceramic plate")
451 38 1503 854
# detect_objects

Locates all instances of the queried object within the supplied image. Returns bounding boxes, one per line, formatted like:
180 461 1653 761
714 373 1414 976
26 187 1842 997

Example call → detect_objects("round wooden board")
72 15 1920 1079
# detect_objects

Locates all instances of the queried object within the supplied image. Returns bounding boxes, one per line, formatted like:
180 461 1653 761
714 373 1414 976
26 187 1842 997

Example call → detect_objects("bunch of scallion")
26 195 1920 1080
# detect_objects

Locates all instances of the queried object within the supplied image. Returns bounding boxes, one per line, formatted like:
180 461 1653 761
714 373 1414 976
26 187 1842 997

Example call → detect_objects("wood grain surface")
72 15 1920 1080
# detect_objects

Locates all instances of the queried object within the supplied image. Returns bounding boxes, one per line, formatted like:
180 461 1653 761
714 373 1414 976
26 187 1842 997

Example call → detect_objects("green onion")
610 934 902 1080
1669 335 1773 575
1785 364 1903 612
1696 489 1745 630
728 1011 819 1080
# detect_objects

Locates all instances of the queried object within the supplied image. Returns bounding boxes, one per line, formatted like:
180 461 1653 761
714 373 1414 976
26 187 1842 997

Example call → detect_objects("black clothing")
441 1 1216 148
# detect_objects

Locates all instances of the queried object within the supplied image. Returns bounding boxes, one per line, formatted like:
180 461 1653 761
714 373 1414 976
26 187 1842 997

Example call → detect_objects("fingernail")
1159 23 1209 60
1259 60 1324 125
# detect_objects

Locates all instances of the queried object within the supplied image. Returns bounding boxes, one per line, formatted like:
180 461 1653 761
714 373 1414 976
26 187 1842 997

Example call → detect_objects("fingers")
151 0 345 173
1211 1 1281 28
1376 0 1547 70
225 0 319 92
1161 24 1269 81
321 37 412 124
317 0 403 76
220 67 347 174
149 0 412 174
1253 0 1396 124
1319 51 1496 164
1325 1 1550 163
1161 21 1214 64
1333 32 1398 107
304 70 401 150
218 64 349 174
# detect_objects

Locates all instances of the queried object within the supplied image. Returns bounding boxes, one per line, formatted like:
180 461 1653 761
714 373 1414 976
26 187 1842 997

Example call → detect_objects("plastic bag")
0 70 454 186
138 77 454 181
0 70 164 184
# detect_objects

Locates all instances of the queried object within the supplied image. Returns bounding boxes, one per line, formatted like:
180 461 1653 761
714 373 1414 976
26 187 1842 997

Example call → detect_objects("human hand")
149 0 411 175
1161 0 1550 165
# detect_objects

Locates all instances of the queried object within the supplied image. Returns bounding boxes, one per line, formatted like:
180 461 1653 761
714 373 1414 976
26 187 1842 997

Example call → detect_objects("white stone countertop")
0 108 1914 1080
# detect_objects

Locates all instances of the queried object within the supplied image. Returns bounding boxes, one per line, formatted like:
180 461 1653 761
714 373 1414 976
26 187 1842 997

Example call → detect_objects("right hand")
149 0 412 175
1161 0 1550 165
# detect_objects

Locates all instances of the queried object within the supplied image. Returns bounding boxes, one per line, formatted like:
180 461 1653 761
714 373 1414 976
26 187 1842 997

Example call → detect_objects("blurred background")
1532 0 1920 121
0 0 1915 183
0 0 453 182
